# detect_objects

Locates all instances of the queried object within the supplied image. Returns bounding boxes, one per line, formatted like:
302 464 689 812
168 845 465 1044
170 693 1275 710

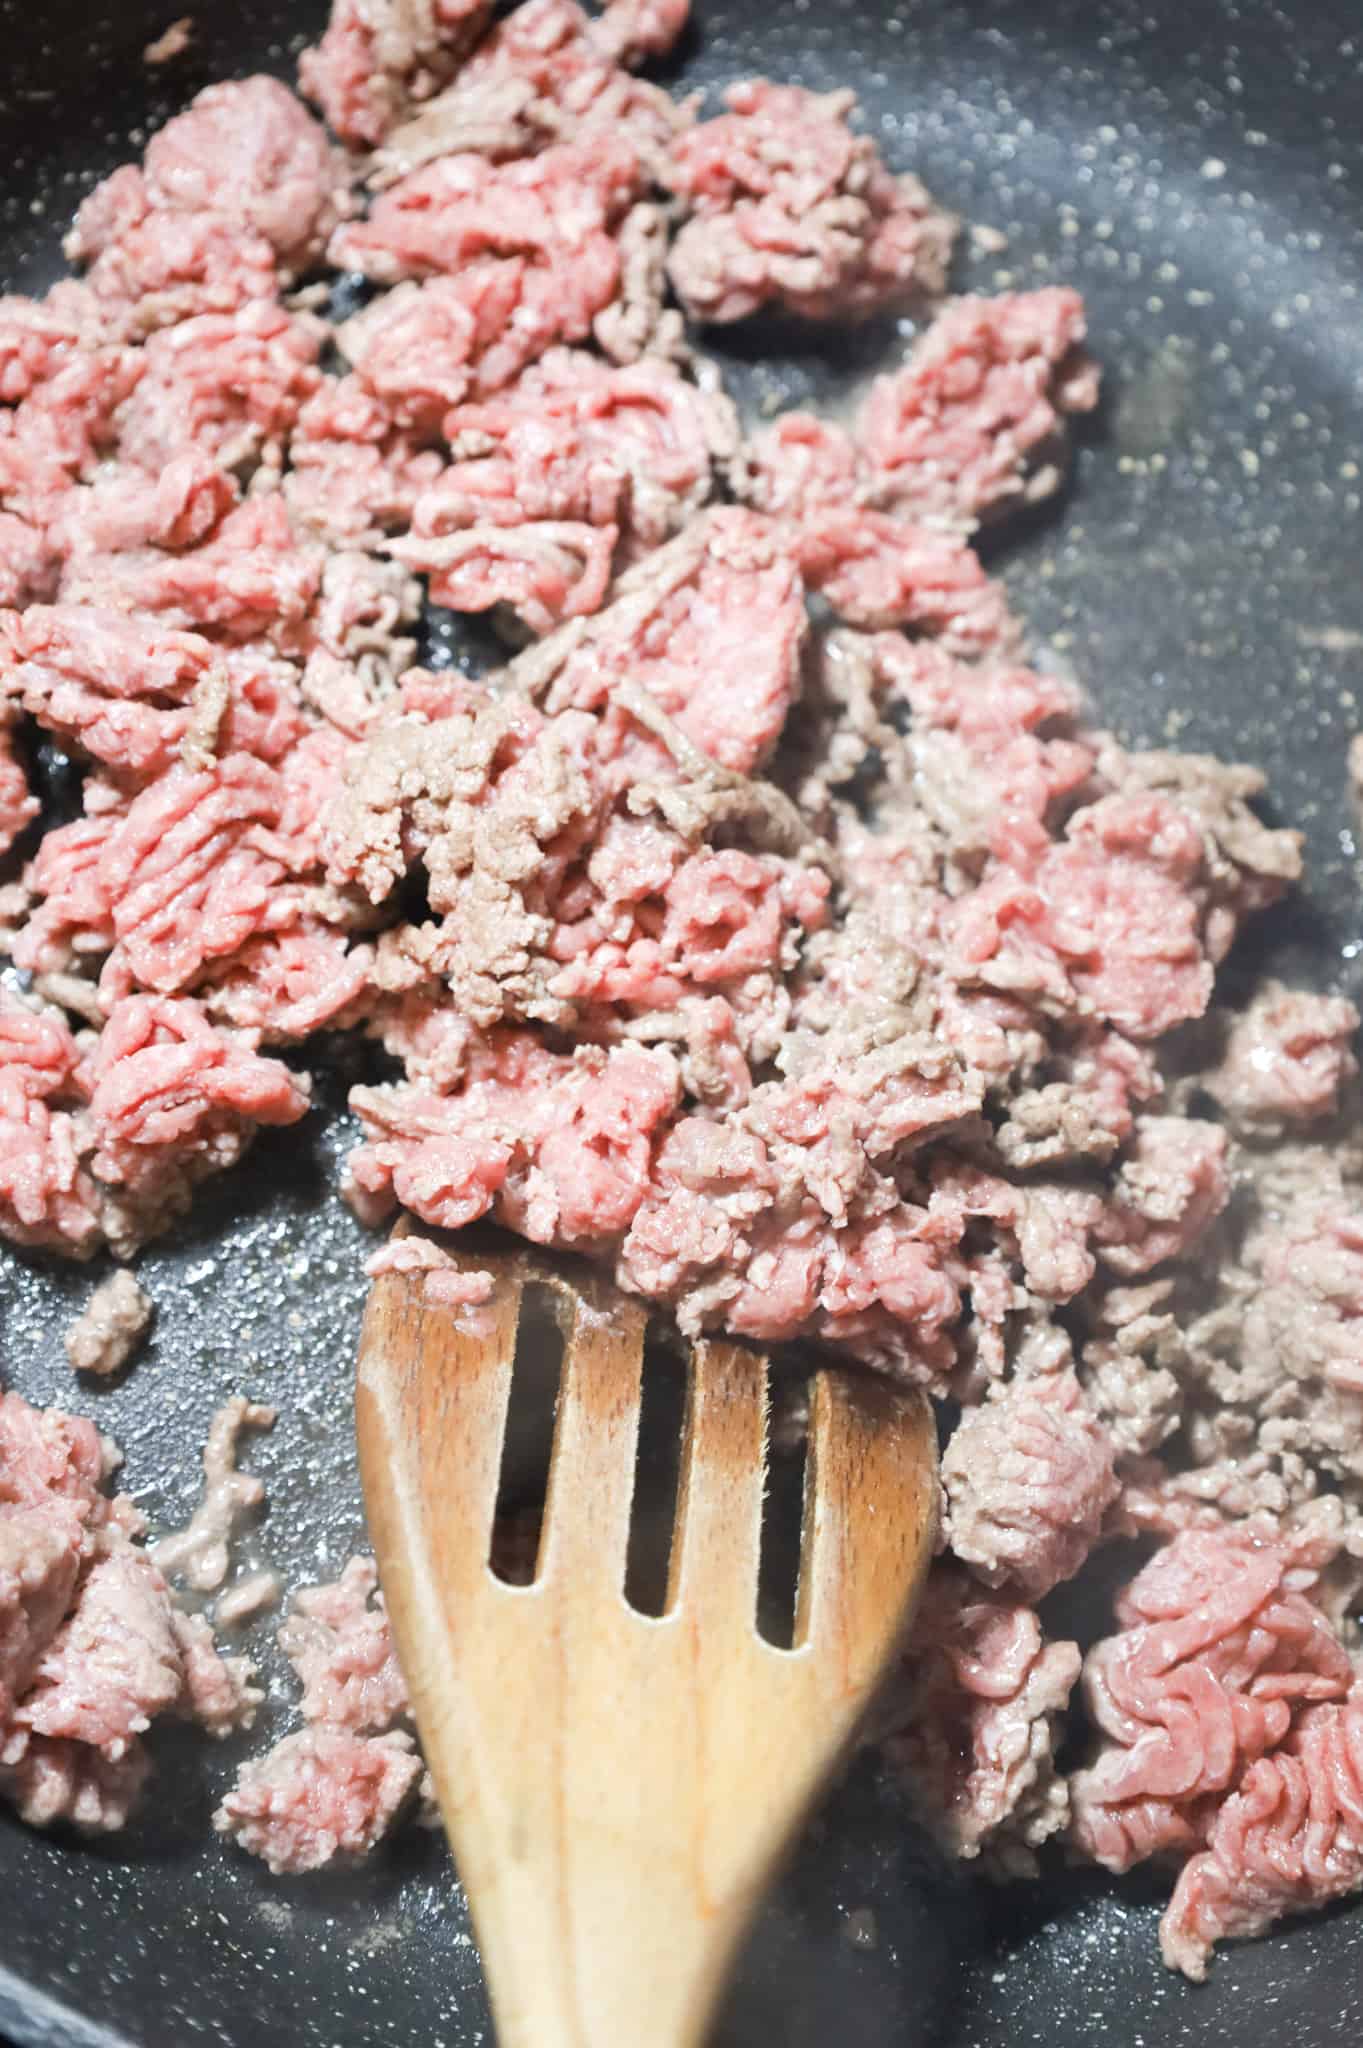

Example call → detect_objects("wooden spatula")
357 1234 939 2048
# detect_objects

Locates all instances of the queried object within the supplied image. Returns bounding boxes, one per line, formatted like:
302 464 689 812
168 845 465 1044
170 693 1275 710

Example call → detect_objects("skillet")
1 0 1363 2041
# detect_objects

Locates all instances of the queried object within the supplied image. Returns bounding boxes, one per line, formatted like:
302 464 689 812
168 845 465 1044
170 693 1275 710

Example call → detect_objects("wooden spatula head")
357 1236 938 2048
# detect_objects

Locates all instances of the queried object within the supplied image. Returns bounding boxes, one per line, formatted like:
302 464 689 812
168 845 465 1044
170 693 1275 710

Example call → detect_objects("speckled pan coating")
1 1 1362 2044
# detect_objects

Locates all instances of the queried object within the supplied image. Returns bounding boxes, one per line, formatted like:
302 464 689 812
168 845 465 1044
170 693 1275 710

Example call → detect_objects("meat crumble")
0 0 1360 1987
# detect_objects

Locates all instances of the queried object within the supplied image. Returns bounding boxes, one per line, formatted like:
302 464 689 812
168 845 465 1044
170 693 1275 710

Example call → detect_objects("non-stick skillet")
2 0 1363 2042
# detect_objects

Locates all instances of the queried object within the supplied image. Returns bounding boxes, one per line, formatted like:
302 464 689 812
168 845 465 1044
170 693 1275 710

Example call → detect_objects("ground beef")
509 506 806 774
1 606 307 787
68 212 282 347
277 1556 410 1733
320 672 827 1042
434 346 740 551
0 711 37 854
942 1366 1117 1600
214 1725 421 1873
326 137 641 313
786 510 1020 655
664 82 955 325
857 288 1100 525
110 301 324 476
1070 1528 1353 1880
364 1234 494 1305
365 0 691 185
59 494 326 653
1199 981 1359 1131
1161 1692 1363 1980
0 1387 261 1835
1093 1115 1230 1278
80 995 312 1256
282 376 444 551
69 79 351 277
151 1396 276 1594
217 1551 419 1873
299 0 493 147
64 1268 153 1376
885 1567 1080 1874
1 0 1359 1978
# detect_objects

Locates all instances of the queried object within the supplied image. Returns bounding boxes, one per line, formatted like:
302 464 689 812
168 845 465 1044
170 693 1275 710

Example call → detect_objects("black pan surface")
2 0 1362 2042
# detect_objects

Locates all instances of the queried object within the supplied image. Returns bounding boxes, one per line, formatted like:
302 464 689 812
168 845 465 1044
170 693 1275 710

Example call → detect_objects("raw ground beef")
664 82 955 325
1 0 1361 1982
0 1386 260 1831
363 0 693 186
215 1553 420 1873
884 1566 1080 1874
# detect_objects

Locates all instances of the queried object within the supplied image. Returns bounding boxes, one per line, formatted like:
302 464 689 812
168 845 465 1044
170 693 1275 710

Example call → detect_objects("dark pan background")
2 0 1363 2041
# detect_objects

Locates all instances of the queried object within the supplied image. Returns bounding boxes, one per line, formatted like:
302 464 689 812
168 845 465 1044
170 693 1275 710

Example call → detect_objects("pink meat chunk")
0 1508 86 1720
1242 1207 1363 1417
437 347 739 550
61 494 325 652
665 81 955 324
133 77 350 271
365 0 691 180
278 1556 410 1734
391 518 618 635
1094 1115 1230 1277
948 793 1218 1040
1201 980 1359 1130
337 278 501 428
792 509 1020 656
89 755 304 995
83 993 312 1206
0 1384 108 1518
0 1735 151 1833
0 295 91 404
0 995 105 1258
282 376 444 550
593 0 690 66
0 511 58 611
214 1726 421 1873
0 1388 261 1835
741 411 867 518
12 810 120 979
518 506 806 774
2 607 306 786
49 451 239 565
858 288 1101 525
338 257 597 419
0 715 36 854
1161 1693 1363 1980
885 1567 1081 1871
864 634 1095 864
170 1609 262 1738
200 925 374 1043
299 0 493 148
0 345 143 525
327 136 641 290
1069 1527 1354 1875
15 1534 188 1758
70 209 281 345
942 1367 1118 1599
111 302 324 475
